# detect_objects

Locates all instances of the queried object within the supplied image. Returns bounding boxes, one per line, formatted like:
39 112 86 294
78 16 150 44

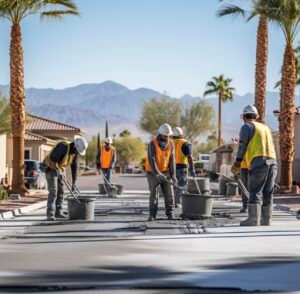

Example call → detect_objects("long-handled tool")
193 177 201 194
61 174 81 204
167 178 191 195
99 169 116 197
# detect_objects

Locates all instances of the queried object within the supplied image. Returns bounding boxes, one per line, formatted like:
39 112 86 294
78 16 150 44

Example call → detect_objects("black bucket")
67 196 95 221
181 193 214 219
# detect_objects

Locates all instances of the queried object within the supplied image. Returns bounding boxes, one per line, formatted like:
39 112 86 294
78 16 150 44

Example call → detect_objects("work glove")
71 183 78 192
189 167 196 177
96 161 101 169
231 161 241 176
171 175 178 185
56 168 63 178
156 173 168 184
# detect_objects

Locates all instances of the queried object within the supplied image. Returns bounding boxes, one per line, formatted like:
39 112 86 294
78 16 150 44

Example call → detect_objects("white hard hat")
74 137 88 156
158 123 173 136
173 127 184 137
105 137 113 144
241 105 259 118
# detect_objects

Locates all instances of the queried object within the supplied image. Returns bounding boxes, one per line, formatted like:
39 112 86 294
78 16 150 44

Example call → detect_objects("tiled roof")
27 114 83 132
25 132 54 143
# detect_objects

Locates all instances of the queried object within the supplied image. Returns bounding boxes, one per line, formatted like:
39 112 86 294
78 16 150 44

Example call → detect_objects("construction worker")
145 123 176 221
96 137 116 191
172 127 195 207
43 137 88 221
231 105 277 226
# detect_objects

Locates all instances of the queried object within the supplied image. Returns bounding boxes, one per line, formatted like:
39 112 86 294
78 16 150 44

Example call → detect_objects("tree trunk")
254 16 268 123
279 44 296 190
9 24 27 195
218 93 222 147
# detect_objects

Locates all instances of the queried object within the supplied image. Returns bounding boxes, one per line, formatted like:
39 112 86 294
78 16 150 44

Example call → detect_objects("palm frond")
217 4 246 19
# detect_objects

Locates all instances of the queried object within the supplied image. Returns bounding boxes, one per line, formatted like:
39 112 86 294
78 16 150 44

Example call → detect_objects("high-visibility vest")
173 138 188 165
100 145 115 169
244 121 276 168
43 141 75 171
145 138 173 172
240 158 248 169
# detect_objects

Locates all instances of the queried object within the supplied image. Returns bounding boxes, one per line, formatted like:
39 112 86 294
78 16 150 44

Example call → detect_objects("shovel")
61 173 81 204
193 176 201 195
167 178 191 195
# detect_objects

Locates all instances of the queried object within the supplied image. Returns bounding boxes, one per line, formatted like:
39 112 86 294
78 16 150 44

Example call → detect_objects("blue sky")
0 0 286 97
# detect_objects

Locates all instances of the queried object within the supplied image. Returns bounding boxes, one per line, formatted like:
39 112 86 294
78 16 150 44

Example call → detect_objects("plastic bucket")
188 177 210 194
226 182 239 196
98 183 106 194
67 196 95 220
181 193 214 219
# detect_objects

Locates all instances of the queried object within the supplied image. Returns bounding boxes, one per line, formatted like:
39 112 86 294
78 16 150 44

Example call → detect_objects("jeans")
175 168 187 205
248 164 277 206
240 168 249 208
102 168 112 190
46 168 64 216
147 172 174 217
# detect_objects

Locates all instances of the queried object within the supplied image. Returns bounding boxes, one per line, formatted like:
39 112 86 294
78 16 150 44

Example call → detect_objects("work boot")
55 211 68 219
261 205 272 226
47 214 56 221
240 203 261 226
297 210 300 220
240 206 248 213
148 215 155 222
167 213 175 220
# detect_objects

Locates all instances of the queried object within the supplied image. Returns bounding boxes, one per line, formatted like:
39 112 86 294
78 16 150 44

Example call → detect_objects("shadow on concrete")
0 261 299 292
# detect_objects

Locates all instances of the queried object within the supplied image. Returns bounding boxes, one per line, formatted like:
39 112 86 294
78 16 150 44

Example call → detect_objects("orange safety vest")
145 138 173 172
100 145 115 169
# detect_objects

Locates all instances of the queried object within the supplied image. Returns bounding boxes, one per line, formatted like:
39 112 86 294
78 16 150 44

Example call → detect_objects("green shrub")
194 162 204 169
0 186 8 200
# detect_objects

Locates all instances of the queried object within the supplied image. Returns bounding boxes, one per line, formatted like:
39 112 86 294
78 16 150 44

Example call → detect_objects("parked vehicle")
24 160 47 189
79 165 97 176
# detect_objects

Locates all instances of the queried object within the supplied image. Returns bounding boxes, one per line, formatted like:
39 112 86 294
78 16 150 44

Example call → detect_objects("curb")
0 200 47 220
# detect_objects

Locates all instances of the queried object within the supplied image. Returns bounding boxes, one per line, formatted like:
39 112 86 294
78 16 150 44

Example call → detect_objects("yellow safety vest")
43 141 75 171
145 138 173 172
100 145 115 169
244 121 276 169
173 138 188 165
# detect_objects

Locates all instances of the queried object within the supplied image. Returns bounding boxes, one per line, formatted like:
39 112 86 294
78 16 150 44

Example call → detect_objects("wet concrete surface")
0 175 299 293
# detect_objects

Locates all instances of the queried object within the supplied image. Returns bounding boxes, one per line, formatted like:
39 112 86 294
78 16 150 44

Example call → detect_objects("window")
24 148 32 160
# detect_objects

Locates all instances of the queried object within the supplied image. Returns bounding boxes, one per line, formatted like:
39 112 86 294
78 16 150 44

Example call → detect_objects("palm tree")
0 0 79 195
256 0 300 190
0 94 10 135
217 0 269 123
203 75 235 147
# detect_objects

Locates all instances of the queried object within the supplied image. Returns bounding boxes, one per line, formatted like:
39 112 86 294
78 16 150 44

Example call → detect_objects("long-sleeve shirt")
49 142 78 182
96 146 117 168
236 122 277 170
147 138 175 176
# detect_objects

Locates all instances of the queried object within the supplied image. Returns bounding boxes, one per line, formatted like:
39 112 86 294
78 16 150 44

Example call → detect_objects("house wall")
0 134 7 181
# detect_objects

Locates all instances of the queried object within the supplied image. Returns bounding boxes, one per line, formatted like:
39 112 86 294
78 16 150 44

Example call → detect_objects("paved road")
0 175 299 293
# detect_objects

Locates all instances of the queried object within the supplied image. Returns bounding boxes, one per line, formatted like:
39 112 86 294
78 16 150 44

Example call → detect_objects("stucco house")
1 114 85 184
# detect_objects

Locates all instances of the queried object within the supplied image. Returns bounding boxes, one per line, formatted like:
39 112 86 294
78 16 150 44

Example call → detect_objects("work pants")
175 168 187 205
240 168 249 209
46 168 64 216
147 172 174 217
248 164 277 206
102 168 112 190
